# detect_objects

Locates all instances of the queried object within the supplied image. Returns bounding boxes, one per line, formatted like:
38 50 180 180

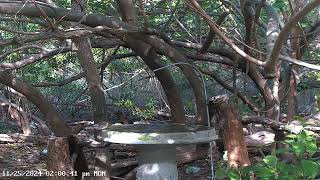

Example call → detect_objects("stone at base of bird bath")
136 145 177 180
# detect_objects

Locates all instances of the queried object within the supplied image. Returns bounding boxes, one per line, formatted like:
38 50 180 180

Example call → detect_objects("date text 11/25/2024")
2 170 107 177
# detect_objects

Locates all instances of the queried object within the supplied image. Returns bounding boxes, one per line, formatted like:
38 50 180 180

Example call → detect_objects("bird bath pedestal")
96 124 217 180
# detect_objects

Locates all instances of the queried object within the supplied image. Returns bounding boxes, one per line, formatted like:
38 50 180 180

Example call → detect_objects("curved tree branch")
199 11 229 54
116 0 186 124
0 47 70 69
0 71 71 136
265 0 320 75
136 34 208 125
185 0 266 66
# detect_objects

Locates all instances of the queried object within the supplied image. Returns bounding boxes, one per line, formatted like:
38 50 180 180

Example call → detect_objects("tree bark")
71 0 110 124
8 106 31 135
209 97 251 168
0 71 71 136
71 1 111 179
47 137 74 180
73 37 110 123
116 0 136 25
127 39 186 124
265 0 320 75
287 26 301 122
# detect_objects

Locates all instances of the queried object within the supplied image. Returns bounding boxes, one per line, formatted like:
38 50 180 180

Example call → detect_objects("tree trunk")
67 135 89 180
47 137 74 180
287 26 301 122
71 0 110 124
116 0 136 25
137 35 207 125
287 66 298 122
73 37 110 123
209 98 251 168
71 1 111 179
127 39 186 124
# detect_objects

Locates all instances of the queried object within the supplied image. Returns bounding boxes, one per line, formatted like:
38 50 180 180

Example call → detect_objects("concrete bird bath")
96 123 217 180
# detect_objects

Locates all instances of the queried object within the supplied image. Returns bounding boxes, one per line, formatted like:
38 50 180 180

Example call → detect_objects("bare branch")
199 11 229 54
0 47 70 70
0 45 47 60
184 0 266 66
242 116 304 134
266 0 320 75
32 53 136 87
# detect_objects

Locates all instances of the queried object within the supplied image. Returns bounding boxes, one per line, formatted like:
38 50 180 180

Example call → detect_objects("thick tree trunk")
221 106 251 167
209 98 251 168
116 0 136 25
287 67 298 121
47 137 74 180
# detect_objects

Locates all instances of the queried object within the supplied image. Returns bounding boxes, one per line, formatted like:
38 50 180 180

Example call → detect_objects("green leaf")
290 142 305 156
240 165 255 174
227 169 240 180
276 161 289 174
285 164 302 176
306 141 318 156
255 168 275 178
276 148 287 154
273 0 286 9
297 130 308 142
263 155 278 166
301 160 319 178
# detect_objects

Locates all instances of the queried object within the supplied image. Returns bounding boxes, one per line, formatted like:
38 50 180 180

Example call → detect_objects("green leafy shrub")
216 130 320 180
115 99 156 120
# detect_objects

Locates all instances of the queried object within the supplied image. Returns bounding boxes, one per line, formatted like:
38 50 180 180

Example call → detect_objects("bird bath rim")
96 123 217 145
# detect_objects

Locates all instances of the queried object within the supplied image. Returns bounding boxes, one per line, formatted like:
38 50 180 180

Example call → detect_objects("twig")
30 0 55 28
104 69 145 92
0 45 47 60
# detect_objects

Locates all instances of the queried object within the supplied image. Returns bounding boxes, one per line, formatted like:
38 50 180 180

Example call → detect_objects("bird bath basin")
96 124 217 180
